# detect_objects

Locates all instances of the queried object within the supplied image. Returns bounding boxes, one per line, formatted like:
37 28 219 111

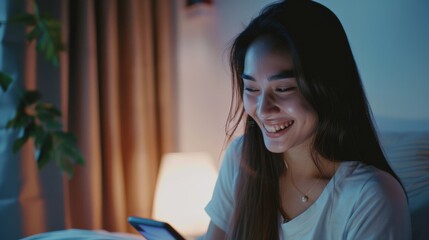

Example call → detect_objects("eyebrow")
241 70 295 81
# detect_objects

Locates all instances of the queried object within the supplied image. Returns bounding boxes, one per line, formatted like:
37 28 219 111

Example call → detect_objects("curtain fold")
67 0 103 230
65 0 175 233
95 0 127 231
0 0 174 236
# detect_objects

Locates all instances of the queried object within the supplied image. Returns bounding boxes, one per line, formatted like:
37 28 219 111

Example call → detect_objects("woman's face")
242 36 318 154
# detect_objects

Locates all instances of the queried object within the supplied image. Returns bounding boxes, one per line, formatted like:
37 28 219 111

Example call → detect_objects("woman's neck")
283 146 338 180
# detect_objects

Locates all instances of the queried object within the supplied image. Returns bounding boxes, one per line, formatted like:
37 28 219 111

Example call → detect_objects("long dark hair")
226 1 400 239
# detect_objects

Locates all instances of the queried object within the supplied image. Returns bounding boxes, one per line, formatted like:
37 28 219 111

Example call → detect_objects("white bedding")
21 229 143 240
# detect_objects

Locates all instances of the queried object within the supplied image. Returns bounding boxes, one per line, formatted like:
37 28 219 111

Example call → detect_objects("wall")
0 1 26 238
314 0 429 132
175 0 429 165
175 0 273 165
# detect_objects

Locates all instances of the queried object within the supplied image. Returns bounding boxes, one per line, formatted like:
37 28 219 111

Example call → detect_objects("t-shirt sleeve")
204 137 242 231
345 170 412 240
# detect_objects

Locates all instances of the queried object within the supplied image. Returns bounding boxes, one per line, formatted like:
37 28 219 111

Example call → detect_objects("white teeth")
264 121 294 133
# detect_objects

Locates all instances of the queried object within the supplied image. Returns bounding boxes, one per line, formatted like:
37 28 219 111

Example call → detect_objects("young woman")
204 1 411 239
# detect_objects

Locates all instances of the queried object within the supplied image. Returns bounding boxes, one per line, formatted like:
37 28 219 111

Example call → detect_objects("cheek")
282 98 300 114
283 97 317 119
243 95 256 114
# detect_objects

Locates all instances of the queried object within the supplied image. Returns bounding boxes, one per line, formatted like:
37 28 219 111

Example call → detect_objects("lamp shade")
152 152 218 237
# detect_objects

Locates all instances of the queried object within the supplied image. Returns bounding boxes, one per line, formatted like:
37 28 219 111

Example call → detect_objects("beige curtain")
63 0 176 233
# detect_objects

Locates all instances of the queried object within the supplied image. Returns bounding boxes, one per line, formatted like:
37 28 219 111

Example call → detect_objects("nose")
257 92 279 118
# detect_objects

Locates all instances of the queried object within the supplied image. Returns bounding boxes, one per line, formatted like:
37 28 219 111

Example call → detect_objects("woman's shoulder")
222 135 244 162
225 135 244 154
336 162 411 239
340 161 406 202
345 161 401 186
218 135 244 174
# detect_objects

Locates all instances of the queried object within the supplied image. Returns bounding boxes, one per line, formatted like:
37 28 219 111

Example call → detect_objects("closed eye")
276 87 296 92
244 87 259 92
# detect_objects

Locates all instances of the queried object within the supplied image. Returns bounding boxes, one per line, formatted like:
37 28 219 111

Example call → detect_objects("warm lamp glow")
152 152 218 237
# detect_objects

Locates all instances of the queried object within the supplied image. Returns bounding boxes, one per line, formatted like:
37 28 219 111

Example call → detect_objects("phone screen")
136 224 178 240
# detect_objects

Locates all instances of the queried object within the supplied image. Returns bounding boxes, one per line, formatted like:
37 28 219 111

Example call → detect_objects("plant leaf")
23 120 36 137
4 1 81 178
37 134 53 169
30 16 63 66
44 119 62 130
32 1 40 18
41 16 61 28
64 144 85 165
58 155 73 178
36 32 48 51
6 113 33 129
13 136 29 153
37 111 55 122
75 153 85 165
53 131 77 144
33 125 46 147
27 26 41 41
35 102 62 116
54 131 85 166
0 72 13 92
22 90 42 106
7 13 36 25
11 122 37 155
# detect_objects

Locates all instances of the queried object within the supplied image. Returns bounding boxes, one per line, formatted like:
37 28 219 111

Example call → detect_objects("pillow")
379 131 429 240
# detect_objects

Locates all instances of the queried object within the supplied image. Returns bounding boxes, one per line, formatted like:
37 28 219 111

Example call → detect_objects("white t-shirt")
205 137 412 240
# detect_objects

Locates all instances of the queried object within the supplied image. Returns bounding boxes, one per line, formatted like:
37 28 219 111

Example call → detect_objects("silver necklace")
284 160 320 203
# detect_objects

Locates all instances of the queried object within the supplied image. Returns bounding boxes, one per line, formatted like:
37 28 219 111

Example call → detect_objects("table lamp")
152 152 218 238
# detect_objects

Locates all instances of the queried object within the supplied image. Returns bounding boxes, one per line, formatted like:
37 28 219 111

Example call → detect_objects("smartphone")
128 216 186 240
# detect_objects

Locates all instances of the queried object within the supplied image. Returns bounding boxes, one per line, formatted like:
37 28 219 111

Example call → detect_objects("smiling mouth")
263 120 294 133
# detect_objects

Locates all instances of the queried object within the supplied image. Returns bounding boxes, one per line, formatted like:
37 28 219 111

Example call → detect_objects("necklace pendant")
301 195 309 203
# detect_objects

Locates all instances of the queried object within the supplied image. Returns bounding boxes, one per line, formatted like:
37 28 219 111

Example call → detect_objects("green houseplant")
0 1 84 178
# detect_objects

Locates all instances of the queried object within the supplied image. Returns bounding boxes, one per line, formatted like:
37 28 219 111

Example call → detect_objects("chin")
263 138 288 153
